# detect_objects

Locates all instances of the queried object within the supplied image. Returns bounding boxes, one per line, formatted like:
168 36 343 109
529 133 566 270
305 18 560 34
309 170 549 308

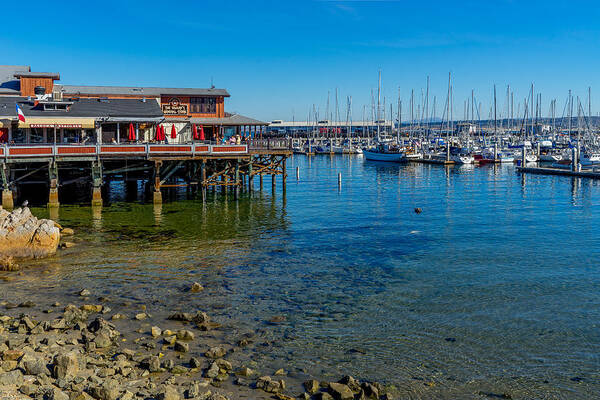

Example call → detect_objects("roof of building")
56 84 230 97
187 113 267 126
13 71 60 79
0 65 30 94
0 96 163 119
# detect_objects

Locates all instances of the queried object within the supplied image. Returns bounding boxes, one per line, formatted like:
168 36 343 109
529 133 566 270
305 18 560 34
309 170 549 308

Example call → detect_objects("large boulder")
0 207 60 258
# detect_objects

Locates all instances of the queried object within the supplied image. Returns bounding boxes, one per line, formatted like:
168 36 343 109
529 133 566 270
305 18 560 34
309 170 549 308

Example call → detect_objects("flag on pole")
16 104 25 123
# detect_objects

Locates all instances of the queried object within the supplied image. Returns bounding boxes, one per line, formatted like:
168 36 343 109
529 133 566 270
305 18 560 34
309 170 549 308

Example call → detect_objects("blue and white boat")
363 144 407 162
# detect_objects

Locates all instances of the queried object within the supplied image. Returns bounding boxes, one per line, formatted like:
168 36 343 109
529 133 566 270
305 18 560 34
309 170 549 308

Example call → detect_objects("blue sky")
2 0 600 121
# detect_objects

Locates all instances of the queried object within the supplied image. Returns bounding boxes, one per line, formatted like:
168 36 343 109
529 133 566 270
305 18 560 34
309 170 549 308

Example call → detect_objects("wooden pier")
0 139 291 208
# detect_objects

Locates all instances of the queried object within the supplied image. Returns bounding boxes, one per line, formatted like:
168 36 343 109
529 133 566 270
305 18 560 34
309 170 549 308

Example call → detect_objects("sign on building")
162 97 188 115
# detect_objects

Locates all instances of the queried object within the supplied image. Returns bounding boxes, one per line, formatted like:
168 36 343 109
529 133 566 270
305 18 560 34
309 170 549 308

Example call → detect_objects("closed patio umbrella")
192 124 199 140
170 125 177 139
155 124 161 141
199 125 205 141
128 123 135 141
160 125 166 141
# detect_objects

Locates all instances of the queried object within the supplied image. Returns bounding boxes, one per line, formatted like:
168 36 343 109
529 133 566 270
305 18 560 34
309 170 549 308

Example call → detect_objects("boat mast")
397 87 401 143
377 70 381 142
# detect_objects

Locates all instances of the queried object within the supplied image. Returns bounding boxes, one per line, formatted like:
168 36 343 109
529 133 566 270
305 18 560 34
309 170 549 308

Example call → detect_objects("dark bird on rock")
22 200 28 207
414 207 422 214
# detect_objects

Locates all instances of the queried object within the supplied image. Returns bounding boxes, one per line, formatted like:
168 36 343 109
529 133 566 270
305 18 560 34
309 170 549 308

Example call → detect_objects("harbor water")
3 155 600 398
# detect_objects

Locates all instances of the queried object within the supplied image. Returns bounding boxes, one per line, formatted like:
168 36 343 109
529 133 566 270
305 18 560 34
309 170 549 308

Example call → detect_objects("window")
190 97 216 114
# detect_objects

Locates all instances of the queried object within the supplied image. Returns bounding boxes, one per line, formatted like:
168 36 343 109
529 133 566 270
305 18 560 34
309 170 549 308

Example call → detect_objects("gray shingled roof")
56 84 230 97
188 113 267 126
0 65 30 94
0 96 163 119
13 71 60 79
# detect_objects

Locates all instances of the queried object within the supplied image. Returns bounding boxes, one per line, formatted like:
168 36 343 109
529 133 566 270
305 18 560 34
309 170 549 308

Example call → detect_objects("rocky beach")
0 286 393 400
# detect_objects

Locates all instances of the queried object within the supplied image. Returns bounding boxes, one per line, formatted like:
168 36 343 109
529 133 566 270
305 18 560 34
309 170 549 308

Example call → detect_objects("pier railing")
0 143 249 160
248 138 290 150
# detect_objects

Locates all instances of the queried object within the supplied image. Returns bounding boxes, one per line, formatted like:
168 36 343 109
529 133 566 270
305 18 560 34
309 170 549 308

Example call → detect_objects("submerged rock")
0 207 60 258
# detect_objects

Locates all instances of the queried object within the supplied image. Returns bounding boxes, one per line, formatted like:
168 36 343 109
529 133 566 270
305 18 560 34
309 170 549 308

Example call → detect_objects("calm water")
3 156 600 398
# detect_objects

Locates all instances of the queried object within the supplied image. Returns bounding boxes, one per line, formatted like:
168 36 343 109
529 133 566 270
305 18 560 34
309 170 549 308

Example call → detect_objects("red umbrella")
128 123 135 141
160 125 165 141
199 125 205 141
170 125 177 139
192 124 199 140
155 124 161 141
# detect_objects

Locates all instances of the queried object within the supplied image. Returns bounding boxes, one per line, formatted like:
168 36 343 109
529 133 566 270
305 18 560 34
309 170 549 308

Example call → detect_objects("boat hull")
363 149 407 162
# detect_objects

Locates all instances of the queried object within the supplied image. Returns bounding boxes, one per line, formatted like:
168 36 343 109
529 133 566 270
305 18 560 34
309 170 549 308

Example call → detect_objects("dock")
517 166 600 179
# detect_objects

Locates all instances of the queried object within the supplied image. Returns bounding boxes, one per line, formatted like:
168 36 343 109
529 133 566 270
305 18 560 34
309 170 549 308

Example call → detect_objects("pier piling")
48 162 59 209
2 189 13 210
296 166 299 181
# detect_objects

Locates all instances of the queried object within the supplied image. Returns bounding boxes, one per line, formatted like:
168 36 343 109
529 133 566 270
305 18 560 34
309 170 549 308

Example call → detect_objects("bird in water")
414 207 422 214
22 200 28 208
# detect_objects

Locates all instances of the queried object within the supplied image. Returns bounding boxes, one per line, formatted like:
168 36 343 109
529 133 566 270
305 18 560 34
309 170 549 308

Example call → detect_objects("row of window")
189 97 217 114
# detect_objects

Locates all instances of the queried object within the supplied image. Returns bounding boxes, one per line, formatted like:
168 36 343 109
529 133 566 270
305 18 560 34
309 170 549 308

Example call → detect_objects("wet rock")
268 315 286 325
168 312 194 322
304 379 320 395
53 351 79 380
78 289 91 297
61 228 74 235
361 382 379 399
274 368 286 376
90 382 120 400
205 362 220 379
0 255 19 271
141 356 161 372
135 313 147 320
339 376 361 393
205 347 226 359
176 329 195 341
236 366 254 377
256 376 282 394
190 282 204 293
18 383 38 396
190 357 202 369
80 305 103 313
3 349 24 361
151 326 162 338
315 393 334 400
234 377 248 386
94 332 112 348
157 385 180 400
174 341 189 352
0 207 60 257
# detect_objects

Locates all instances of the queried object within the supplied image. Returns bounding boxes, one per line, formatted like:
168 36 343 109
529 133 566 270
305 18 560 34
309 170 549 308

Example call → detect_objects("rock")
205 346 226 359
0 369 23 386
0 208 60 257
79 289 91 296
80 304 103 313
157 385 180 400
268 315 286 324
3 349 24 361
19 383 38 396
190 357 202 368
61 228 74 235
21 355 49 375
53 351 79 380
135 313 147 320
205 362 220 379
174 341 189 352
151 326 162 338
339 376 361 393
176 329 195 341
304 379 320 395
94 332 112 348
0 256 19 271
190 282 204 292
90 382 120 400
328 382 354 400
236 366 254 377
274 368 286 376
61 241 75 248
141 356 160 372
214 358 232 372
361 382 379 399
256 376 282 394
48 386 70 400
168 312 194 321
315 393 334 400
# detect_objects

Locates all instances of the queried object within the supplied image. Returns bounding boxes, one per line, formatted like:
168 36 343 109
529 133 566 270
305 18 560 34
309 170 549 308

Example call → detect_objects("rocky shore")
0 287 394 400
0 207 61 261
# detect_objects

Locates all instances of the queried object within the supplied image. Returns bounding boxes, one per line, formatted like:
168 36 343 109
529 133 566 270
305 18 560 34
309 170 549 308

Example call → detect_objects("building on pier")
267 120 394 137
0 65 268 143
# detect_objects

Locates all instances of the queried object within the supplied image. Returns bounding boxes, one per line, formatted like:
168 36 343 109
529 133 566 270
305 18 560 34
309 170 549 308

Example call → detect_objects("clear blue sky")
2 0 600 121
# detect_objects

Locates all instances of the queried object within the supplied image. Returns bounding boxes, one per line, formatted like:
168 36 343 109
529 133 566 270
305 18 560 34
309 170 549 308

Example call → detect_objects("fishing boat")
363 143 407 162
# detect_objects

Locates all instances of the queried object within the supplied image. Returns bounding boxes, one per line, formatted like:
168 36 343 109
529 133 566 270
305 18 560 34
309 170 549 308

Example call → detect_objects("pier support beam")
248 160 253 191
153 161 162 204
1 164 13 210
48 161 59 208
91 161 103 207
282 158 287 190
